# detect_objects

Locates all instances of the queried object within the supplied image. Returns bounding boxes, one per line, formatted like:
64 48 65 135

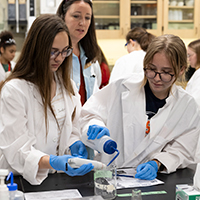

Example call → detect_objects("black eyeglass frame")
50 46 73 59
143 67 175 83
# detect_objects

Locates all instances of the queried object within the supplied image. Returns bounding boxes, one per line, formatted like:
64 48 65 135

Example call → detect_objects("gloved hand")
87 125 110 140
69 140 88 159
49 155 94 176
135 160 158 180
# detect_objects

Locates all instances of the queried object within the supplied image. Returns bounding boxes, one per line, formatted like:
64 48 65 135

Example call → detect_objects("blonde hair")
143 34 187 87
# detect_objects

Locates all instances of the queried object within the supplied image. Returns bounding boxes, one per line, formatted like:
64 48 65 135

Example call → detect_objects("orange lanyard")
146 120 150 135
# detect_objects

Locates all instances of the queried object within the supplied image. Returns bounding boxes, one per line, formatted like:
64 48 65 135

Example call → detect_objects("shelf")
94 16 120 19
168 20 194 23
168 6 194 9
93 1 119 3
131 15 157 19
131 1 157 3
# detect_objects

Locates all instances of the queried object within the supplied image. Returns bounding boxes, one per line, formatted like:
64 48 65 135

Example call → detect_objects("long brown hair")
56 0 100 64
0 14 74 134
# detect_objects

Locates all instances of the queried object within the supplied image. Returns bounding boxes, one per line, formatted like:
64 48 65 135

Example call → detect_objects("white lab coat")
0 61 15 82
81 74 200 173
0 78 81 185
109 50 146 83
185 68 200 109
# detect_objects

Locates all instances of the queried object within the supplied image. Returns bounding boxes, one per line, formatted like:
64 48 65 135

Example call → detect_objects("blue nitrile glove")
135 160 158 180
69 140 88 159
87 125 110 140
49 155 94 176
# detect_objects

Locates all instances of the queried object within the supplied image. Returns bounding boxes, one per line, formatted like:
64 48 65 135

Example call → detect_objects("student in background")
0 30 16 83
109 27 155 83
81 34 200 180
185 39 200 108
0 14 93 185
185 39 200 82
57 0 102 105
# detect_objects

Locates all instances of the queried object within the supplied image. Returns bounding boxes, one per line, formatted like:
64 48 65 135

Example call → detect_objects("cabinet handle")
121 28 124 36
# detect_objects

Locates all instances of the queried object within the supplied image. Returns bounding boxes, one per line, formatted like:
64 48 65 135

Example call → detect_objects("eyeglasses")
144 64 175 82
50 46 73 59
125 42 129 47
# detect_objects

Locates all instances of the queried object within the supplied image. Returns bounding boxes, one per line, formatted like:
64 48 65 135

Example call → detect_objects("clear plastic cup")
94 165 116 200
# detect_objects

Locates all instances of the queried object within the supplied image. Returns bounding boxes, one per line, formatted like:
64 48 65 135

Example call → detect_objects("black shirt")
145 81 167 119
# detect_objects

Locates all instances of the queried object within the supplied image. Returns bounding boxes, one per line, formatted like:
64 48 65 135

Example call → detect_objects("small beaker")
132 189 142 200
94 165 116 200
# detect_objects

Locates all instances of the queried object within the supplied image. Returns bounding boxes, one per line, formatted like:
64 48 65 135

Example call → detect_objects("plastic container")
132 189 143 200
0 169 9 200
94 165 117 200
81 135 117 154
6 172 24 200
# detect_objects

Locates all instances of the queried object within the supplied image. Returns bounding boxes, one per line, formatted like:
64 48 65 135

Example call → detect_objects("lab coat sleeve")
81 83 113 136
151 99 200 174
0 82 48 185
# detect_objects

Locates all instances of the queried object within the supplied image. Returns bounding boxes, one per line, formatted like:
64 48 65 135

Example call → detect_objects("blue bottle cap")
103 139 117 154
6 172 18 191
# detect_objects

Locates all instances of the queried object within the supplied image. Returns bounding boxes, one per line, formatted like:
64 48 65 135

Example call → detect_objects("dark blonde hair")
126 27 155 52
143 34 187 86
57 0 100 64
188 39 200 69
0 14 74 134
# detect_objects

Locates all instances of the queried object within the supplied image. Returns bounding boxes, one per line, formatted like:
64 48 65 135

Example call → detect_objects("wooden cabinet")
93 0 199 39
163 0 199 38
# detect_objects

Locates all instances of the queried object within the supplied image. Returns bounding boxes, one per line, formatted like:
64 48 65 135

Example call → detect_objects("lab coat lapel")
123 85 177 166
121 77 147 161
58 88 77 155
28 82 44 106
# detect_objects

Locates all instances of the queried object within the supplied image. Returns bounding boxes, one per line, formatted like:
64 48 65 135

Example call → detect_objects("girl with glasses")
0 14 93 185
81 34 200 180
0 31 16 83
57 0 102 106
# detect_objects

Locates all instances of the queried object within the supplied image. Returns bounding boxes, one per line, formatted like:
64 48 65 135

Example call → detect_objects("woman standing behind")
109 27 155 83
185 39 200 108
0 14 93 185
57 0 101 105
0 31 16 83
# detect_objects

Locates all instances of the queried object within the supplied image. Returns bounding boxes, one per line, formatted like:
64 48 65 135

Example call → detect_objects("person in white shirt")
0 14 93 185
185 39 200 108
109 27 155 83
81 34 200 180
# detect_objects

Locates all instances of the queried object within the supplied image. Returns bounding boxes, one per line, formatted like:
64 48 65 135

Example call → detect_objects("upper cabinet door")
93 0 162 39
163 0 199 38
130 0 162 36
93 0 123 39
